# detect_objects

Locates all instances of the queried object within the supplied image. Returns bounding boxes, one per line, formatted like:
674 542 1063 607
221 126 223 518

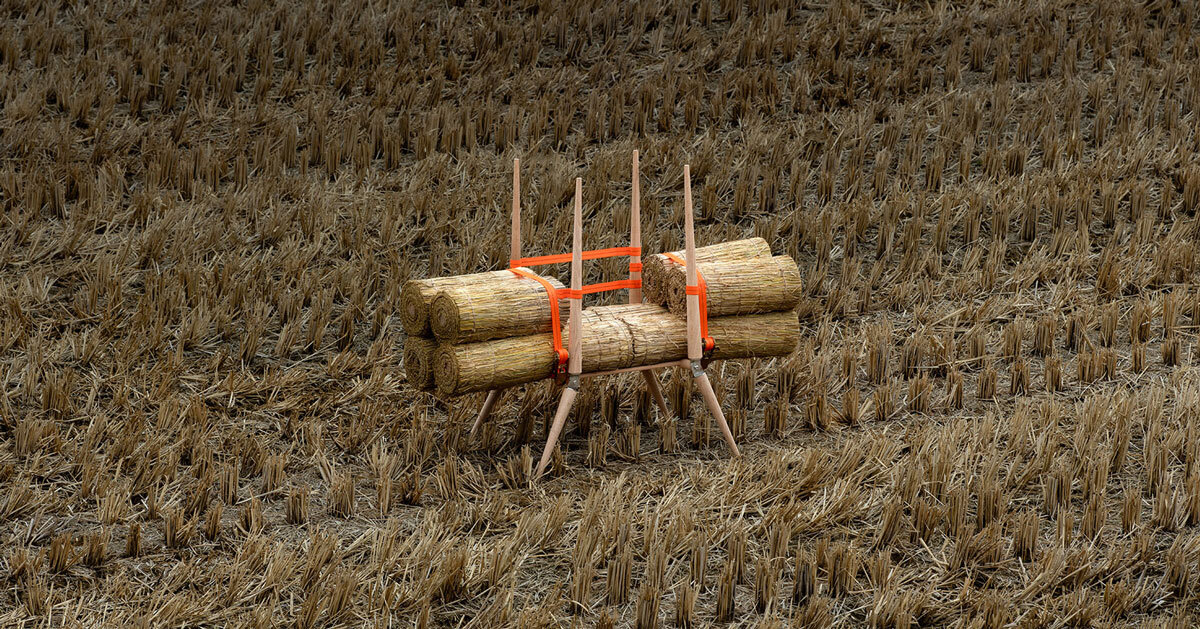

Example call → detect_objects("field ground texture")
3 0 1200 626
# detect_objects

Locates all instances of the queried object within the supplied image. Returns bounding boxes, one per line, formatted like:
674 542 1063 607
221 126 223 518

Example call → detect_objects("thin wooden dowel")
696 372 740 456
511 158 521 264
641 369 672 419
581 359 688 379
569 178 583 376
683 165 701 361
629 150 643 304
535 387 577 477
469 389 502 437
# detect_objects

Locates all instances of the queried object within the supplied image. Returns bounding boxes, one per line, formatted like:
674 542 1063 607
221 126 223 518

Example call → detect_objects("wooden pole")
697 372 739 456
630 150 672 419
470 389 502 437
535 178 585 479
629 150 643 304
476 157 520 441
511 158 521 264
683 164 740 457
684 165 701 362
535 386 577 477
569 177 583 377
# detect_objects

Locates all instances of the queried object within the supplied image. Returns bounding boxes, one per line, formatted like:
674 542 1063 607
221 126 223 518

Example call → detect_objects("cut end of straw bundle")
403 337 437 391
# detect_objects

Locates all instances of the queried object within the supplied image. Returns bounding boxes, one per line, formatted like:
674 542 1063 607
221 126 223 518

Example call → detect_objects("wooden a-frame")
469 153 740 478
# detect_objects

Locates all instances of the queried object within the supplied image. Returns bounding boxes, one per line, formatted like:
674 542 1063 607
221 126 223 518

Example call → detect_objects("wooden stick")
581 359 688 379
511 158 520 264
469 389 502 437
695 371 740 456
683 165 701 362
641 370 672 418
535 386 577 477
629 150 672 419
569 178 583 377
629 150 643 304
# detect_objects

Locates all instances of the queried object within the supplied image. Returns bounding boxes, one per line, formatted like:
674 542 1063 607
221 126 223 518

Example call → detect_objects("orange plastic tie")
628 262 643 272
664 253 714 352
509 268 568 370
510 246 641 268
581 279 641 295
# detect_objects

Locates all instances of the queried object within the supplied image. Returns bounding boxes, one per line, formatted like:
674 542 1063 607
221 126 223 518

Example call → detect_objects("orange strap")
510 246 640 268
509 268 568 370
508 247 644 377
582 279 641 294
663 253 715 351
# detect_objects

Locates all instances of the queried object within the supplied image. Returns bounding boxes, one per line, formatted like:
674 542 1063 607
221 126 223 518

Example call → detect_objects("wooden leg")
694 372 740 457
469 389 502 438
641 370 672 419
534 386 578 478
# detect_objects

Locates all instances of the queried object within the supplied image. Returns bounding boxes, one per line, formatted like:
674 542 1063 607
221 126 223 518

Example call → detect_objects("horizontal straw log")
434 306 799 396
706 311 801 360
663 256 802 316
643 237 771 306
400 268 550 336
402 336 436 390
434 307 629 396
430 272 567 343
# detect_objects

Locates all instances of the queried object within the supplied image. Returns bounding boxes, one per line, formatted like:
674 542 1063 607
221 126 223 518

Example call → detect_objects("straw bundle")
706 312 802 359
430 273 567 343
434 334 560 397
434 307 798 396
643 238 771 306
402 337 436 390
662 256 802 316
400 268 549 336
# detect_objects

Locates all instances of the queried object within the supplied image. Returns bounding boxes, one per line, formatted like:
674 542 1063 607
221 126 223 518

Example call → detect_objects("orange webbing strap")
510 246 640 268
581 279 641 295
663 252 715 352
509 268 568 372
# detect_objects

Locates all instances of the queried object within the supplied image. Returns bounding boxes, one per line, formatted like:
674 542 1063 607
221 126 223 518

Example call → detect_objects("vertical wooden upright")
470 158 520 437
628 151 643 304
510 158 521 263
683 165 740 457
630 151 672 420
568 178 583 377
533 178 583 478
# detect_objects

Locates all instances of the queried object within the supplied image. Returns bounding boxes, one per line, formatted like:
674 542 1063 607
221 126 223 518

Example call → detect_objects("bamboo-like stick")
511 158 520 264
434 308 799 396
429 272 567 343
583 360 688 379
473 158 522 438
682 164 739 457
535 387 577 477
402 336 436 390
697 372 739 456
569 177 583 377
663 256 802 316
684 165 700 362
629 150 643 305
470 389 502 436
630 149 671 419
643 238 771 306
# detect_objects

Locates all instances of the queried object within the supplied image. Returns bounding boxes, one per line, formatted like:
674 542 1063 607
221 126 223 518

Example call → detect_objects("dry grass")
3 0 1200 626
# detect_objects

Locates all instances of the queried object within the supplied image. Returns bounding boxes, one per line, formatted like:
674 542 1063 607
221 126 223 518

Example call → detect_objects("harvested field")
4 0 1200 627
